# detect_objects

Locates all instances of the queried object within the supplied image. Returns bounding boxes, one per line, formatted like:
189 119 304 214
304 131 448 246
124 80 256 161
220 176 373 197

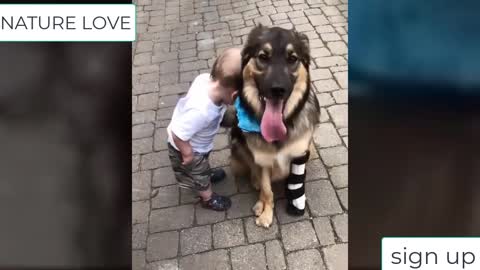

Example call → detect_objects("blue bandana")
234 97 261 133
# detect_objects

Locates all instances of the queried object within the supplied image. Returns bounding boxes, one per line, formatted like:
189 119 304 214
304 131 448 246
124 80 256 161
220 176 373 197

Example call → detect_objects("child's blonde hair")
210 48 242 90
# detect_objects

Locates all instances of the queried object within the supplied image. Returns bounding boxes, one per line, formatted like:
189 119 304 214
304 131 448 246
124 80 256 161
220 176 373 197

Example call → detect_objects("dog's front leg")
255 168 274 228
286 151 310 216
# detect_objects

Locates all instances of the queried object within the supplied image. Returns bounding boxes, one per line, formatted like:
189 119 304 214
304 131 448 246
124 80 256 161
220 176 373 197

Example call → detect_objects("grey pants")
167 143 211 191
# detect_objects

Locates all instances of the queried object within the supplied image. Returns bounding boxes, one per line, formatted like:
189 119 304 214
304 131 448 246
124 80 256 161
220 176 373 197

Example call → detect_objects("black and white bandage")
285 151 310 216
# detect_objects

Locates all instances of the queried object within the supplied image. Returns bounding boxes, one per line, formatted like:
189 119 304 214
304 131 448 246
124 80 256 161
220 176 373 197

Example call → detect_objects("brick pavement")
132 0 348 269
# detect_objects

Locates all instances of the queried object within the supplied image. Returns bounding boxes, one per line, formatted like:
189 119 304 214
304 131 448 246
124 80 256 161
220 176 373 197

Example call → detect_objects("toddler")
167 48 242 211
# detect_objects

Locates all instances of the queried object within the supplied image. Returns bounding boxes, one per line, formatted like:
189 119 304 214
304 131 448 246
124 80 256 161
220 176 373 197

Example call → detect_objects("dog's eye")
287 55 298 63
258 53 269 61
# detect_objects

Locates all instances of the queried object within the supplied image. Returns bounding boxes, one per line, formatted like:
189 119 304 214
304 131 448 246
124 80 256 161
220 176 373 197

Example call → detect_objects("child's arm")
172 132 194 165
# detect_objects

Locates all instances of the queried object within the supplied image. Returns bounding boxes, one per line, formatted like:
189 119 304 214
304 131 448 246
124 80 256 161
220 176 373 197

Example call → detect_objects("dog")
230 25 320 228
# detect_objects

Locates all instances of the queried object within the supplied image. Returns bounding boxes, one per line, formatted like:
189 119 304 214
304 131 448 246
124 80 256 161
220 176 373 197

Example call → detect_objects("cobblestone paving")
132 0 348 269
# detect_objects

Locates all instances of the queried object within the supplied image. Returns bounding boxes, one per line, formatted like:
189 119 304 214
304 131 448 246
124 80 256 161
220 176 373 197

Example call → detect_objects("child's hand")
181 152 194 165
172 132 195 166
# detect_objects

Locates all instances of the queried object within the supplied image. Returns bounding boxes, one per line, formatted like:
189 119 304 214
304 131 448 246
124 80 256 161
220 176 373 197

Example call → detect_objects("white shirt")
167 73 226 154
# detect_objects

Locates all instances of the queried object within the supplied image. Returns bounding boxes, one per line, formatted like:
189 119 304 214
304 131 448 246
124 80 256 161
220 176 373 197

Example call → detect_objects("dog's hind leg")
285 151 310 216
231 156 248 179
255 168 274 228
231 153 262 192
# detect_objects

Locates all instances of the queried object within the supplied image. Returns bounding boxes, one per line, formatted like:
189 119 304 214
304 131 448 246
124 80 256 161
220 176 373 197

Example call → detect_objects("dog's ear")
294 31 311 68
297 32 310 53
240 47 252 69
241 24 266 67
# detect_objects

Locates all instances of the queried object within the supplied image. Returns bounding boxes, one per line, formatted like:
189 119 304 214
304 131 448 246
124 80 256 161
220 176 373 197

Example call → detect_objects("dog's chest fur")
245 129 313 180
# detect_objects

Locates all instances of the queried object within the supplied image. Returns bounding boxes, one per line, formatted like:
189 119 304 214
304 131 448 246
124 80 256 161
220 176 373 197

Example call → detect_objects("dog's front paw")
252 200 264 216
255 211 273 228
286 203 305 216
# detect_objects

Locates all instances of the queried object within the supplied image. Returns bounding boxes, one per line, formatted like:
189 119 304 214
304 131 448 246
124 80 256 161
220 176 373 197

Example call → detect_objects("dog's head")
240 25 311 142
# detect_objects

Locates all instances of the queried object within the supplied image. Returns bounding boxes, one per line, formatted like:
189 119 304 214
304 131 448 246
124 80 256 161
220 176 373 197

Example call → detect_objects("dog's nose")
271 87 286 97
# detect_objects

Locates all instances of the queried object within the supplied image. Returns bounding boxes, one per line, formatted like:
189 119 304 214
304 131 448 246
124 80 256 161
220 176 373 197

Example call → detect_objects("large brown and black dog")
231 25 320 228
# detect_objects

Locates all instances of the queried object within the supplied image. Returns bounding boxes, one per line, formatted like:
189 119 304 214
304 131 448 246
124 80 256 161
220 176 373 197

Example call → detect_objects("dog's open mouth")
260 97 287 143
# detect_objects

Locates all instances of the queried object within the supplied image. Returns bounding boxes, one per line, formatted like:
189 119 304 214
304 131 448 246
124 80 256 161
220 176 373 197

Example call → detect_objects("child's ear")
231 90 238 102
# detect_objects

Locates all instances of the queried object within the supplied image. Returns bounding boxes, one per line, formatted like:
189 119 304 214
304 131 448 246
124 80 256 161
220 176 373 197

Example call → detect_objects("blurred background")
0 42 131 267
349 0 480 269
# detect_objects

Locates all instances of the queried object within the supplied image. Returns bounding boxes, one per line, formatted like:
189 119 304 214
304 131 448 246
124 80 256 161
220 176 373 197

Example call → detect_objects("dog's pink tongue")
261 99 287 142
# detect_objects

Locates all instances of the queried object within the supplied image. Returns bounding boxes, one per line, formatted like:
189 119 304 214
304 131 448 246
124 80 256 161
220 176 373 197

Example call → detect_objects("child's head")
210 48 242 105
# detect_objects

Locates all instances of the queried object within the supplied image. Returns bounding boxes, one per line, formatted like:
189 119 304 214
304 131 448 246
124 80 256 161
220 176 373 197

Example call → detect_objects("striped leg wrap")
285 151 310 216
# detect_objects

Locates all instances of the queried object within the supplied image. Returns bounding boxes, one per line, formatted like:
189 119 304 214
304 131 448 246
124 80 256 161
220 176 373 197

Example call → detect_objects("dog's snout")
271 87 286 97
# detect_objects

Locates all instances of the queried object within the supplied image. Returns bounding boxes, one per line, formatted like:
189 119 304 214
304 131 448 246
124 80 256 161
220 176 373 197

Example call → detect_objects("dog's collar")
234 97 261 133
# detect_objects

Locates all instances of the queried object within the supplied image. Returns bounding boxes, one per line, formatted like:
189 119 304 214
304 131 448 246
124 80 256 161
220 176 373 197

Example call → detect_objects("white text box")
0 4 135 41
382 237 480 270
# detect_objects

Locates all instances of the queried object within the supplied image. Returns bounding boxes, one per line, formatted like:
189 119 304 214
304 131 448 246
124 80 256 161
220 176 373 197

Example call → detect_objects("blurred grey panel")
0 42 131 268
0 118 81 266
350 0 480 87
